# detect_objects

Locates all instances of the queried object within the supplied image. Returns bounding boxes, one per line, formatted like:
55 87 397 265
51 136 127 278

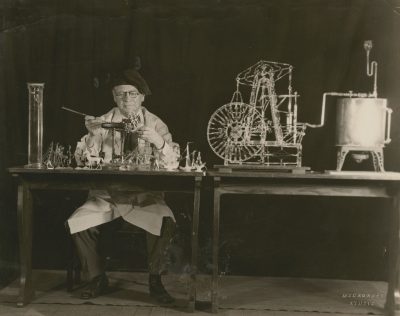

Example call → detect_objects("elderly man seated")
67 68 178 304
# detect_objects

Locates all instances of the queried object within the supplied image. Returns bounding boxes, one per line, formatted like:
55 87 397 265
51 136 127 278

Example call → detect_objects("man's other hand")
137 126 164 149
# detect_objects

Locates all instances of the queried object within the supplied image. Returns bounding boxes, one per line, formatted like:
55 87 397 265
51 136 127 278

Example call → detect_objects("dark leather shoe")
80 273 109 299
149 274 175 304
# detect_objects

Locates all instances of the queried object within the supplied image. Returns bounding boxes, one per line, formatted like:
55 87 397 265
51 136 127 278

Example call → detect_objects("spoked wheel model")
207 102 261 163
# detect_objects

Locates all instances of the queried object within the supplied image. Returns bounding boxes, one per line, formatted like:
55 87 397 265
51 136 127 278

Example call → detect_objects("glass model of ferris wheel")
207 60 307 167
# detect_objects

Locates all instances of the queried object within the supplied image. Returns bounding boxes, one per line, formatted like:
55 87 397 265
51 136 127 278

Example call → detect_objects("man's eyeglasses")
115 91 141 98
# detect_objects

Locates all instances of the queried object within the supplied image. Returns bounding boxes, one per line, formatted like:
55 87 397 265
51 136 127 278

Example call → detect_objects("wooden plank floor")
0 304 379 316
0 270 387 315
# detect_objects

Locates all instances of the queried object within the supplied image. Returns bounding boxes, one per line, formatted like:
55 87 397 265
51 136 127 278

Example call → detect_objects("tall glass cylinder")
26 83 44 168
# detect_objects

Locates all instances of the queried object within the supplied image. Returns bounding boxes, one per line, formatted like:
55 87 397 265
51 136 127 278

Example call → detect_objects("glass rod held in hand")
61 106 89 117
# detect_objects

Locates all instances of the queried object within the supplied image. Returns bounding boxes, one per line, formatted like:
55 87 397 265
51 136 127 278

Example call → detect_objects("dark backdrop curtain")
1 0 400 284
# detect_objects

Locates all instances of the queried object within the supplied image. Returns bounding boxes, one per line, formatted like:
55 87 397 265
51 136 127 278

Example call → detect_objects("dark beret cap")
111 68 152 95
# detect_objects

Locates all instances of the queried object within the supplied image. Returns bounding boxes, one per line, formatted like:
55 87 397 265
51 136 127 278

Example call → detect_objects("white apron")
67 107 177 236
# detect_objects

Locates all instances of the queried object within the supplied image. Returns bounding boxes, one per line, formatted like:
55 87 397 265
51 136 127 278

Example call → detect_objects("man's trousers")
71 217 176 280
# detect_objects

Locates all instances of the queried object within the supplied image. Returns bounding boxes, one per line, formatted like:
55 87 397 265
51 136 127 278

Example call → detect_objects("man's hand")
136 126 165 149
85 115 104 136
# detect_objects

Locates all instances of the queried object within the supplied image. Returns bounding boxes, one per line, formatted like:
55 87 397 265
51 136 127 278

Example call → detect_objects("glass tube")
27 83 44 168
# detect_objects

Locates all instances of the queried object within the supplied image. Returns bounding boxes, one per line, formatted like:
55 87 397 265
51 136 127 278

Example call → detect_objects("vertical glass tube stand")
27 83 44 168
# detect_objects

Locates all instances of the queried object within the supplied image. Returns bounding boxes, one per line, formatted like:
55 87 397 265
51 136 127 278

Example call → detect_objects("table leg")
212 177 221 313
386 189 400 316
189 176 201 312
17 182 34 307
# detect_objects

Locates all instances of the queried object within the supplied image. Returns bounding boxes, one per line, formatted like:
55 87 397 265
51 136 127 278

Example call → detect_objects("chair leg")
65 222 81 291
66 240 82 291
66 265 73 292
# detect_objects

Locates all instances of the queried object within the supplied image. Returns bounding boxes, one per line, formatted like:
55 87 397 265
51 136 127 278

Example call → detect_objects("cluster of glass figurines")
39 138 206 172
42 142 73 169
117 142 206 172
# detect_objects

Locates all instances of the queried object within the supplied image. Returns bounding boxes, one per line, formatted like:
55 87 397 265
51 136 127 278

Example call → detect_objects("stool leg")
66 265 73 292
66 223 74 292
66 241 82 291
73 249 82 285
67 236 74 292
65 222 82 291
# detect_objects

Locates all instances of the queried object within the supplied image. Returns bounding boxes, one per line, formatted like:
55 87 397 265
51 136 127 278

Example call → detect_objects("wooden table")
207 170 400 315
8 167 203 311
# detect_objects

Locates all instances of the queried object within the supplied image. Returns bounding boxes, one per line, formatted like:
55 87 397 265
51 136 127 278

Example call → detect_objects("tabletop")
8 166 204 177
207 170 400 181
